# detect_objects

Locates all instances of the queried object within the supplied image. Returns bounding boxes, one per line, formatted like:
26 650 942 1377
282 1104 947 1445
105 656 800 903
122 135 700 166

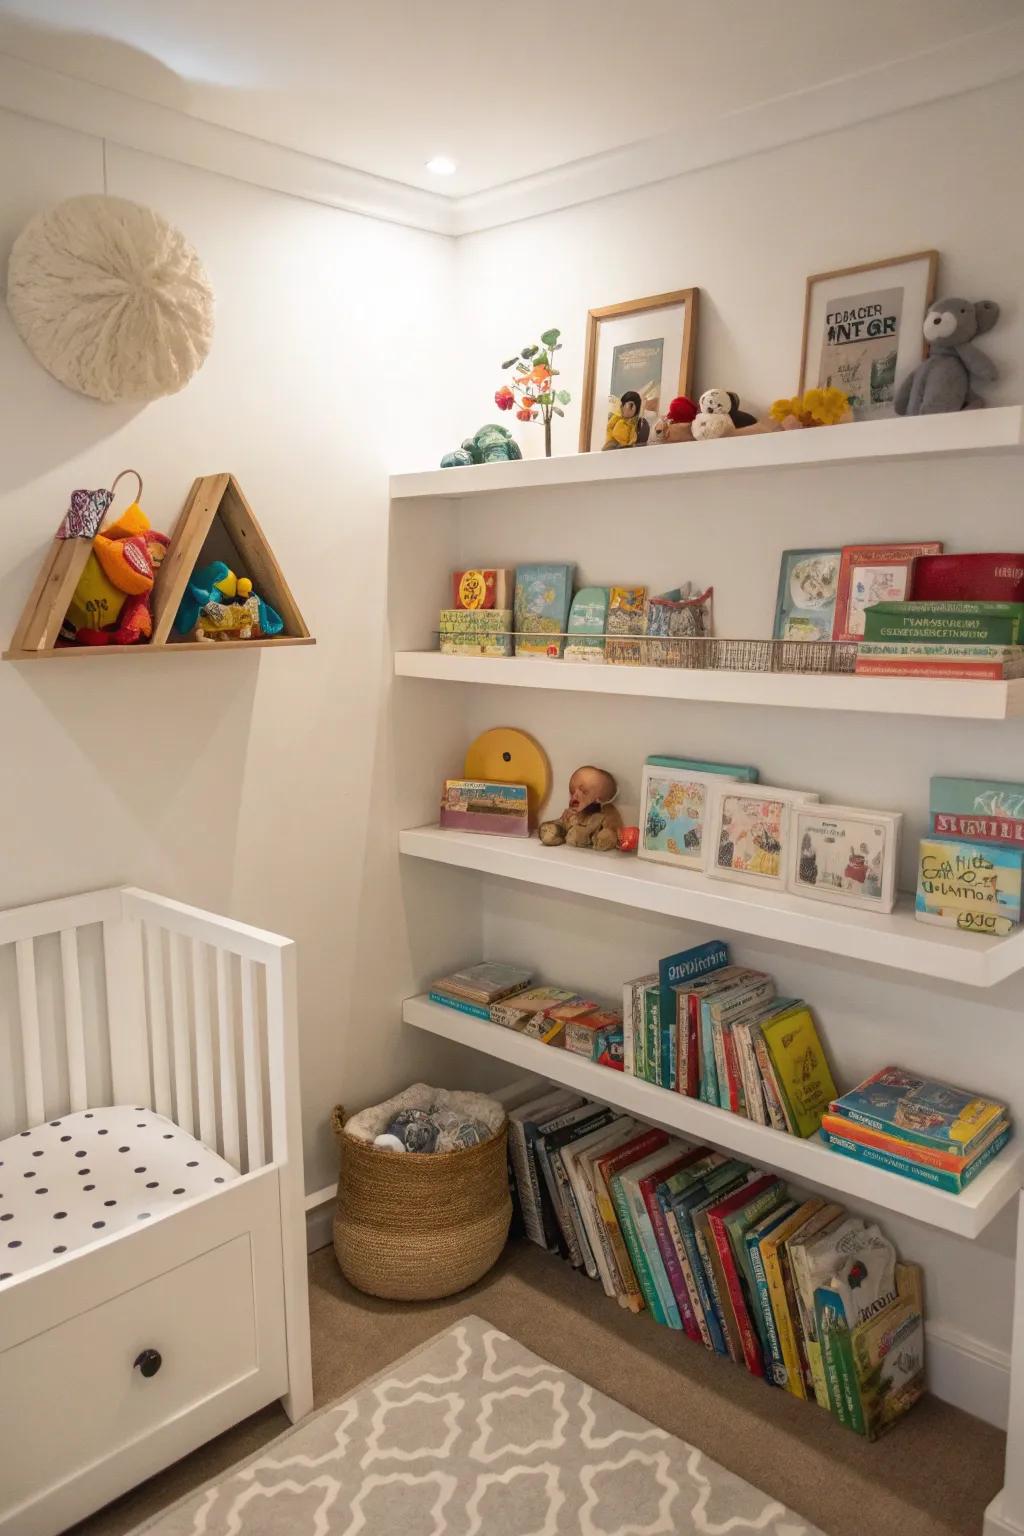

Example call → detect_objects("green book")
863 614 1021 645
815 1287 865 1433
643 984 661 1086
610 1169 666 1324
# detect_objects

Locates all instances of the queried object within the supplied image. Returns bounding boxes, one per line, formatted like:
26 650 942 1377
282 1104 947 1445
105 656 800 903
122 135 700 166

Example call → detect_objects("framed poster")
579 289 698 453
638 764 739 872
799 251 938 421
773 548 842 642
787 803 902 913
706 784 819 890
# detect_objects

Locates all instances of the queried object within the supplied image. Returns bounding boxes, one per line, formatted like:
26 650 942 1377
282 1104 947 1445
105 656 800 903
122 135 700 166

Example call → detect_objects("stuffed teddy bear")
441 423 523 467
653 395 698 443
539 765 625 852
894 297 1000 415
691 388 759 441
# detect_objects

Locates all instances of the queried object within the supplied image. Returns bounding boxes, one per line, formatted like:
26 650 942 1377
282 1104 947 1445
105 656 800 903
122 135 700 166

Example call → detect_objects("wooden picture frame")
799 251 938 421
579 288 699 453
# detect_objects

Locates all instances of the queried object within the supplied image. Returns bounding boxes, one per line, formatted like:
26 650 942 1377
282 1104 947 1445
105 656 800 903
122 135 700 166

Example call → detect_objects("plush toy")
62 501 170 645
893 297 1000 416
539 765 625 852
653 395 698 443
604 390 651 449
441 423 523 467
174 561 284 642
770 387 852 430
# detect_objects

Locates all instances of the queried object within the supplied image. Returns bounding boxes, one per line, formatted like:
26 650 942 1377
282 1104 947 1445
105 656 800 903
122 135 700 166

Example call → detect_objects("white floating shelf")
390 407 1024 499
399 826 1024 988
404 996 1020 1238
395 651 1024 721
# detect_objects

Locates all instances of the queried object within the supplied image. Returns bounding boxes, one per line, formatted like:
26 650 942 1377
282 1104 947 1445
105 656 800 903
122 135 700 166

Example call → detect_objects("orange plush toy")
62 499 170 645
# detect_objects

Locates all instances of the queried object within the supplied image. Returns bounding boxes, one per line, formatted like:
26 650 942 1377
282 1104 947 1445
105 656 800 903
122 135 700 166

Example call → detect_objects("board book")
916 837 1023 936
759 1004 837 1137
822 1124 1011 1193
831 541 943 643
931 775 1024 849
831 1066 1009 1158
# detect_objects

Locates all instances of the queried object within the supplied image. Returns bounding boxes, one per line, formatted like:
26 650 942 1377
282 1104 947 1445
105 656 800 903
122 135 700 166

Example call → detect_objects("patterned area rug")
133 1314 825 1535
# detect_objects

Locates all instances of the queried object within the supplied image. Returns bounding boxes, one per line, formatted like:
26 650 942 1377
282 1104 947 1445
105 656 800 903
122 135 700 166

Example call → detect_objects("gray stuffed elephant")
894 297 1000 416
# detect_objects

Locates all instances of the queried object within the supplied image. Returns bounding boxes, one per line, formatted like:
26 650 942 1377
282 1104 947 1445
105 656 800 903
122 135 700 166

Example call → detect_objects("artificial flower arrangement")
770 387 852 430
495 329 571 457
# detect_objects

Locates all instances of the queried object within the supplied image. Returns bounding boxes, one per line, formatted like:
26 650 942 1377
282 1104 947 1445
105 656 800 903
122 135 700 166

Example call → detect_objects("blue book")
514 563 575 658
428 991 490 1020
821 1125 1011 1193
670 1163 749 1355
744 1201 798 1383
830 1066 1008 1157
658 940 729 1062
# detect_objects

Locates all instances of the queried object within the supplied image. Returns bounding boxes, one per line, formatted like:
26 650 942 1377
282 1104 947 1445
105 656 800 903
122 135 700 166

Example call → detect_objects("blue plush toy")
174 560 284 640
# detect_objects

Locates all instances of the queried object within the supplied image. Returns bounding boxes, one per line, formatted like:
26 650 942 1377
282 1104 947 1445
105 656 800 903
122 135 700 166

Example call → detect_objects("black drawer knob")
134 1349 162 1379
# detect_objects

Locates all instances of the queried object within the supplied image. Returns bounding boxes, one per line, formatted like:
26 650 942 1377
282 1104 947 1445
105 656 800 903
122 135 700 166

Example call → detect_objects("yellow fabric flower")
802 386 850 426
770 396 803 423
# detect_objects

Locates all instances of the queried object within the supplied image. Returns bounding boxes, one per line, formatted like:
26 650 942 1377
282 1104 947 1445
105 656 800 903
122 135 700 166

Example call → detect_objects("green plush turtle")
440 423 522 468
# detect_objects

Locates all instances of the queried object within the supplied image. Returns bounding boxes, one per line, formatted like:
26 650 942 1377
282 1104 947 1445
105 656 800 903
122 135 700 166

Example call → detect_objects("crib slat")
240 958 265 1169
191 939 216 1149
60 929 88 1112
143 924 172 1119
216 949 241 1169
16 939 45 1127
169 932 194 1135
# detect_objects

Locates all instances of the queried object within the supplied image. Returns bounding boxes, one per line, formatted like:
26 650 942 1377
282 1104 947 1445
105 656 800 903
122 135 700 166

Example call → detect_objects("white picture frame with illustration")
799 251 938 421
638 764 741 872
787 803 903 913
705 784 819 891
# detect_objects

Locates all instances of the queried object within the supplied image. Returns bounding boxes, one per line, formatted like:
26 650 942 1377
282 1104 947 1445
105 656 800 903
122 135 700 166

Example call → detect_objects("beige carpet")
73 1240 1005 1536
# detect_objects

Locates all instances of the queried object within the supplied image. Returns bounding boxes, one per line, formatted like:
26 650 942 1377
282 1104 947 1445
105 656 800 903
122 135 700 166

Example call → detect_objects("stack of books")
428 962 533 1020
503 1083 925 1440
623 940 837 1136
855 600 1024 680
822 1067 1012 1193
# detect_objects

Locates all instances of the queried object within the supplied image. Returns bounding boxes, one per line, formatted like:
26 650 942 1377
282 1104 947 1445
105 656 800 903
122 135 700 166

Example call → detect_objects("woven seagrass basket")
331 1104 512 1301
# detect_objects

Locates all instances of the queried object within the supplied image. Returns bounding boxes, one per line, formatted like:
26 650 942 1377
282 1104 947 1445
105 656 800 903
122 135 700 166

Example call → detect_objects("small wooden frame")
578 288 699 453
5 474 313 660
798 250 939 404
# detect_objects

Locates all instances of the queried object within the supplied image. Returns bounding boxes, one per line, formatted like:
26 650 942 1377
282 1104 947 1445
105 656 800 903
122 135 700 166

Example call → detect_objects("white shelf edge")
389 407 1024 499
399 825 1024 989
404 995 1021 1238
394 652 1023 720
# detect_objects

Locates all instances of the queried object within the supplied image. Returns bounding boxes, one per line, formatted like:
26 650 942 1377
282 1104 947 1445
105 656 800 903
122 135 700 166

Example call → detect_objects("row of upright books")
623 939 836 1134
504 1080 926 1440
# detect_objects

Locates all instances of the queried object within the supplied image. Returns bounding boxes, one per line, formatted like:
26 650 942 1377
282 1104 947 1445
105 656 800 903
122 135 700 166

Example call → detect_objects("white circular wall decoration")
6 194 214 404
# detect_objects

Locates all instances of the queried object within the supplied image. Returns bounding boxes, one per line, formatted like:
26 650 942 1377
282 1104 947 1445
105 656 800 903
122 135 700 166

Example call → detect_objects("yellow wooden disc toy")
464 727 552 824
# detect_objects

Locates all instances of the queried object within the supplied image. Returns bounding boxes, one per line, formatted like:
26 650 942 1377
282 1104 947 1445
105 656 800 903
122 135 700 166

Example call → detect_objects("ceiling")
0 0 1020 200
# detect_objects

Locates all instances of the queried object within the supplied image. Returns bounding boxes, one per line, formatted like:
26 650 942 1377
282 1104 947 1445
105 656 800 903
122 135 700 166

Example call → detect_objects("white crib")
0 886 312 1536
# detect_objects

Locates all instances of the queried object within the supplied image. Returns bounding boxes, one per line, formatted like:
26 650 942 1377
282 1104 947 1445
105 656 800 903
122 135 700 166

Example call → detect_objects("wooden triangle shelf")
5 473 314 660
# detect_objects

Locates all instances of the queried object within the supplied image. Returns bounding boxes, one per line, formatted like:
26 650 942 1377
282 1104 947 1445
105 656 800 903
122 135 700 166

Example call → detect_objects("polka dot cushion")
0 1106 238 1283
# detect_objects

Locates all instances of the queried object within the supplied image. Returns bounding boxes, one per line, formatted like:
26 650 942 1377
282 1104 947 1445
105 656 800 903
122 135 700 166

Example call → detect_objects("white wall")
429 74 1024 1422
0 103 478 1196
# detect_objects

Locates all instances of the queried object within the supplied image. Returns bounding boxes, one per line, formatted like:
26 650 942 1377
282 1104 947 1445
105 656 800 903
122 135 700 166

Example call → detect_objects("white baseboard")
927 1320 1010 1429
304 1184 335 1255
984 1492 1024 1536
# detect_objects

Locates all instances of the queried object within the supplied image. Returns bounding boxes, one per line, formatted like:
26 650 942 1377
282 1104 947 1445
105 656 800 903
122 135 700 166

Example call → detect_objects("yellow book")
760 1198 824 1399
761 1004 838 1138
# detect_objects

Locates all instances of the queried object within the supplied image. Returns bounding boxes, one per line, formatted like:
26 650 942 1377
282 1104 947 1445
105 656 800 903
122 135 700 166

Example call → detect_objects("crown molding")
1 23 1023 240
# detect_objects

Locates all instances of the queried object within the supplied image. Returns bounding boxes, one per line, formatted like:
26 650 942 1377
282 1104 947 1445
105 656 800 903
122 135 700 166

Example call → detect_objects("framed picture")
832 541 943 643
706 784 819 890
788 803 902 913
773 548 842 642
638 764 739 872
579 289 699 453
799 251 938 421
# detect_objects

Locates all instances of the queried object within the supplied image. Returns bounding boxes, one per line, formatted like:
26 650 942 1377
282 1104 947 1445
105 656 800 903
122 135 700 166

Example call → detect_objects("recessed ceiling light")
425 155 457 176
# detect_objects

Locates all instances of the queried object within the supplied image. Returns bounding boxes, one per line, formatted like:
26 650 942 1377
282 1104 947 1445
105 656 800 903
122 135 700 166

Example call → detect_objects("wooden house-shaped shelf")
5 473 313 660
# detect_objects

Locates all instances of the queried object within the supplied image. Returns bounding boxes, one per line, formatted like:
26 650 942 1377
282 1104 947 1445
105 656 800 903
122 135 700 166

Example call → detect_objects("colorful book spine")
747 1227 788 1384
855 658 1024 680
666 1206 713 1349
675 1200 729 1355
694 1215 739 1362
815 1290 865 1434
753 1033 792 1132
610 1175 667 1325
819 1113 1007 1172
428 991 492 1019
626 1173 682 1329
821 1126 1010 1192
646 1177 700 1340
644 986 661 1086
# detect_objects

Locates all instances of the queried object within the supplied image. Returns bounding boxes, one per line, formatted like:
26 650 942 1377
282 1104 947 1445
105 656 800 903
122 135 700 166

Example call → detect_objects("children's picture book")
564 586 609 663
759 1005 837 1137
829 1066 1009 1157
931 775 1024 849
431 961 533 1005
915 836 1024 936
910 552 1024 604
439 779 529 836
513 562 575 658
862 600 1024 647
640 765 741 872
451 568 515 610
706 784 819 889
490 985 580 1030
773 548 841 642
831 542 943 643
821 1123 1011 1193
787 803 902 913
646 753 758 783
439 608 514 657
606 585 647 665
850 1264 926 1441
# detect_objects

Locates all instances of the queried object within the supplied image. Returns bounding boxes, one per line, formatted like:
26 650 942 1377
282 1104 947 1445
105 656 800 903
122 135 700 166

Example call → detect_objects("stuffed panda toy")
691 388 758 440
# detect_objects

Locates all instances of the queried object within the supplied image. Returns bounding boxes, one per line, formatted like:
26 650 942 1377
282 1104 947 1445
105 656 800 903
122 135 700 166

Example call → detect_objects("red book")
640 1153 704 1342
722 1023 743 1114
911 553 1024 604
855 658 1015 679
706 1174 782 1377
832 542 943 643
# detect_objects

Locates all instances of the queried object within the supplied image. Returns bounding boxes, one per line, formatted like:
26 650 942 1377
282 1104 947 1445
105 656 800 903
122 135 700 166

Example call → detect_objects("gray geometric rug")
131 1314 824 1535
